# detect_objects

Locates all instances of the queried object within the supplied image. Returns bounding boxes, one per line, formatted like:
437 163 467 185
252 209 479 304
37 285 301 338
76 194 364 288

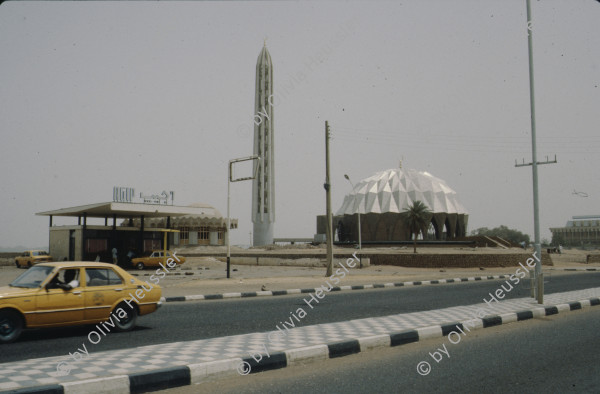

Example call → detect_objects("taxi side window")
107 269 123 285
86 268 124 287
49 268 80 288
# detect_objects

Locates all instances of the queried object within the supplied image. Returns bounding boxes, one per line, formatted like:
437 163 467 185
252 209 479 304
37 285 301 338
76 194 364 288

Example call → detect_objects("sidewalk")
1 286 599 393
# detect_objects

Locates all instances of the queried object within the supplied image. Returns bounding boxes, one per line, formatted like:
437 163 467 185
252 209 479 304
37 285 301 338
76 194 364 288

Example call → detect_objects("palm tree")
404 200 431 253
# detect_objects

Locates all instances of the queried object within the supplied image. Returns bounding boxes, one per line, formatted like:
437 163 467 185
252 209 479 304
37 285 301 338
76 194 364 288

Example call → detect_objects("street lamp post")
227 155 260 279
226 173 232 278
344 174 362 268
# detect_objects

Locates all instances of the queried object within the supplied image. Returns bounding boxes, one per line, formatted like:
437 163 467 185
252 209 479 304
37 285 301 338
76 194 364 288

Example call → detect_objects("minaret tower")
252 43 275 246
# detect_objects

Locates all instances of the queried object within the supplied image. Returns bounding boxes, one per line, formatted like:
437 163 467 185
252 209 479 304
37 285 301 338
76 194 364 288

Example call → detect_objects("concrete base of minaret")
253 222 274 246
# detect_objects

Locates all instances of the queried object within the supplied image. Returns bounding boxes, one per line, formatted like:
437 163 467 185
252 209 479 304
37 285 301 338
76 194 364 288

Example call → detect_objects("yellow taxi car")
0 262 162 344
131 250 185 270
15 250 53 268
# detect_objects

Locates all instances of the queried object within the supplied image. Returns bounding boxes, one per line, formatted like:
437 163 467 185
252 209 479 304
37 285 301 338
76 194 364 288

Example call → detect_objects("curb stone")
10 296 599 394
157 268 600 303
160 274 514 303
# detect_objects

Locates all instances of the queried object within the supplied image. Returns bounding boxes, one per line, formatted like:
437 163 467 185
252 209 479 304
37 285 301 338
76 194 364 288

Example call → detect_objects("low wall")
0 253 18 267
216 256 371 268
586 254 600 264
370 253 552 268
211 252 550 268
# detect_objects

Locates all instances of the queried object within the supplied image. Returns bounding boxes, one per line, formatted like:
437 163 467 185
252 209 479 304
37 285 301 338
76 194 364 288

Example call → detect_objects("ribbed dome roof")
336 168 468 215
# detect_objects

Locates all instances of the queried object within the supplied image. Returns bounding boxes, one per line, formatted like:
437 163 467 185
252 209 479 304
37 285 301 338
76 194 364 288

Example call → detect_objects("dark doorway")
69 230 76 261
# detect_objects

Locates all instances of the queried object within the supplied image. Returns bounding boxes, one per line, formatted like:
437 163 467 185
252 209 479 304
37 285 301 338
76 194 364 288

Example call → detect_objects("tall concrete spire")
252 44 275 246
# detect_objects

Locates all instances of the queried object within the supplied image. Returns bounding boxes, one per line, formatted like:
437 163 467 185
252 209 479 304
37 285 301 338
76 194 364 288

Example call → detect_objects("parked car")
0 261 162 344
15 250 53 268
131 250 185 270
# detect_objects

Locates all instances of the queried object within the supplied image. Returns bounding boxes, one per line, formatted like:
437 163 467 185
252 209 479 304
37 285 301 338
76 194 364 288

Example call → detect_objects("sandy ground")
1 247 598 298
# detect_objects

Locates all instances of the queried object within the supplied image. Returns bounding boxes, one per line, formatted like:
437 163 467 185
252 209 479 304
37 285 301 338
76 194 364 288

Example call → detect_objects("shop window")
198 227 209 245
144 239 161 252
199 227 209 240
180 227 189 246
86 239 108 254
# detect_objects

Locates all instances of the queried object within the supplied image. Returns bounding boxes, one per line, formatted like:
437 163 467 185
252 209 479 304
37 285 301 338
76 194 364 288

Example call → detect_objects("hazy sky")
1 0 599 248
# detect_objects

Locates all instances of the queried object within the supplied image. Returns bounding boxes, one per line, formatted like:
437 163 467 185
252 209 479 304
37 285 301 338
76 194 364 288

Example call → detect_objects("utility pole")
324 121 334 276
515 0 557 304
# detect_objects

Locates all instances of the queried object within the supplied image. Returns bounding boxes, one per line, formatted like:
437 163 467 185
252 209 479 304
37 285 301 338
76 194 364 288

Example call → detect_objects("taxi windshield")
10 266 55 288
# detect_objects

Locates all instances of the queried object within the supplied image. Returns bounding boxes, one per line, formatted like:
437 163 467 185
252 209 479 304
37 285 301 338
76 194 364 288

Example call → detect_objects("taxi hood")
0 285 40 299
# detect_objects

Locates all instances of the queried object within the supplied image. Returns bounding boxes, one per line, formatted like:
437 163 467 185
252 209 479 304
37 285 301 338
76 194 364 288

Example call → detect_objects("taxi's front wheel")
0 310 23 344
113 302 138 332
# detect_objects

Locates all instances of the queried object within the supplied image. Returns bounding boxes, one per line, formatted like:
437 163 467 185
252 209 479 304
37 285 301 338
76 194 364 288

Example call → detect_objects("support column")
139 215 145 254
166 216 171 249
81 213 87 261
111 214 117 257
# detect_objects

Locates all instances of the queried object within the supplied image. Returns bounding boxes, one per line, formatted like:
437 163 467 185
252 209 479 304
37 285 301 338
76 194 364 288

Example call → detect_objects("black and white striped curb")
131 272 193 277
159 274 523 303
12 296 599 394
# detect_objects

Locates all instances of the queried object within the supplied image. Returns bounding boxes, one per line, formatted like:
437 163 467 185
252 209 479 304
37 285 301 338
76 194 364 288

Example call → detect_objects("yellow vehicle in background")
0 262 162 344
15 250 53 268
131 250 185 270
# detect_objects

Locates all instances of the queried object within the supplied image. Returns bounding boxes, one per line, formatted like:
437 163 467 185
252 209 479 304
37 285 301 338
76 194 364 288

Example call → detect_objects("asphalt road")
1 272 599 363
165 306 600 393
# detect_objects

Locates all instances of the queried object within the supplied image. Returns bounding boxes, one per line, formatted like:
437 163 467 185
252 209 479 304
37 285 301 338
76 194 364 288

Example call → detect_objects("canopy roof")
37 202 221 219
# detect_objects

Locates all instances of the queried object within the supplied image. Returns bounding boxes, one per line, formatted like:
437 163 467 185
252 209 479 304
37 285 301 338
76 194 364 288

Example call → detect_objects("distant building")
316 167 468 243
37 202 236 263
128 203 231 247
550 215 600 247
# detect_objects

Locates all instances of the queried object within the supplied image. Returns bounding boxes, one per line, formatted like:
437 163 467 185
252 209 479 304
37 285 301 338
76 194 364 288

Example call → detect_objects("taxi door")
33 268 85 326
83 267 127 321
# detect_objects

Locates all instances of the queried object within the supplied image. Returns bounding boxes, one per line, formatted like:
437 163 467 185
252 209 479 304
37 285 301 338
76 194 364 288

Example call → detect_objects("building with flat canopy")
37 201 236 264
550 215 600 247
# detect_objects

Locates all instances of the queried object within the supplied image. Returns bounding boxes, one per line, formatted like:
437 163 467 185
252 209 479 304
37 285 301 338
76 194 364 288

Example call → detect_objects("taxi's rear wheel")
136 262 145 270
14 260 19 268
0 310 23 344
113 302 138 332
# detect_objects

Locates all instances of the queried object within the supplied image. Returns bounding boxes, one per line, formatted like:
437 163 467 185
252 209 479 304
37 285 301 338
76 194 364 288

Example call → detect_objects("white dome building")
319 167 468 242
